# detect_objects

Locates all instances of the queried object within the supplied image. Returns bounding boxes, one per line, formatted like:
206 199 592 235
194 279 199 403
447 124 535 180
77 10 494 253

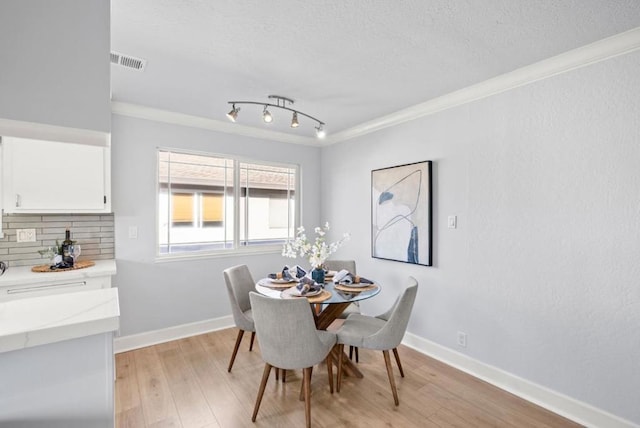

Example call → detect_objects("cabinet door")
2 136 110 212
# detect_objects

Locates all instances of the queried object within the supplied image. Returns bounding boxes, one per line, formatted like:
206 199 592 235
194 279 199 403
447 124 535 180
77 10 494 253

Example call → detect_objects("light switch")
128 226 138 239
447 216 457 229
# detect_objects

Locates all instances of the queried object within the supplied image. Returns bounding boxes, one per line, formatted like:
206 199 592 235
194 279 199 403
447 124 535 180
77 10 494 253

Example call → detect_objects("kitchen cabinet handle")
7 281 87 294
15 194 21 207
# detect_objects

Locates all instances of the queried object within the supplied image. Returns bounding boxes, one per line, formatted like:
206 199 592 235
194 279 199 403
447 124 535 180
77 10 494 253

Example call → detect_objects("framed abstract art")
371 160 432 266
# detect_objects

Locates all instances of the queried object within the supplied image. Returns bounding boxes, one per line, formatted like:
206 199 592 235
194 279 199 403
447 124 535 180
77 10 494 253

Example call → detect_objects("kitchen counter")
0 287 120 354
0 259 116 288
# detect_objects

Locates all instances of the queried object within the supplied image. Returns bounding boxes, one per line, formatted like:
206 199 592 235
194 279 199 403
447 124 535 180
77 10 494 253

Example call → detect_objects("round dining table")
255 276 381 378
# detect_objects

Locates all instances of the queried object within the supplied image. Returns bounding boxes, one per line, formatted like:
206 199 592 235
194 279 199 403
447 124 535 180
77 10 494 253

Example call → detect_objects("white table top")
0 287 120 354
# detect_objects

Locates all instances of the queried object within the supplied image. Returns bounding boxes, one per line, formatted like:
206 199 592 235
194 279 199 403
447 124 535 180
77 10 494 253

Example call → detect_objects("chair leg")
336 344 344 393
275 368 279 381
355 347 359 363
249 331 256 351
227 329 245 372
326 354 334 394
392 348 404 377
383 350 399 406
252 363 272 422
299 366 313 401
349 345 353 360
303 367 313 428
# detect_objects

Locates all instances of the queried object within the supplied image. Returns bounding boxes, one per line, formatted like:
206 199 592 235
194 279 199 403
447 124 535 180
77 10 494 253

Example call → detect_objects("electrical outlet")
16 228 36 243
457 331 467 348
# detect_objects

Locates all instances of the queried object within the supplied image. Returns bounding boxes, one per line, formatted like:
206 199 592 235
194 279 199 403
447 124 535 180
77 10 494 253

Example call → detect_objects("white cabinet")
1 136 111 213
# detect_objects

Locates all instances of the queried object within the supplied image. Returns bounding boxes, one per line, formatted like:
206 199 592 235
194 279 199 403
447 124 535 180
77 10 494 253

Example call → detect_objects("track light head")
291 112 299 128
263 106 273 123
226 105 240 122
315 124 326 139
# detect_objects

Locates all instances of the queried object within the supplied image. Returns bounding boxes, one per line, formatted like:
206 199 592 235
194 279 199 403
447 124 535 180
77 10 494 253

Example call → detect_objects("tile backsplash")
0 213 114 267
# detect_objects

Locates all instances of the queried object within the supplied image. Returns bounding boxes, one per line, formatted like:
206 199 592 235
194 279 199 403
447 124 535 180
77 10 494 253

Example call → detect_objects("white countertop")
0 287 120 354
0 259 116 289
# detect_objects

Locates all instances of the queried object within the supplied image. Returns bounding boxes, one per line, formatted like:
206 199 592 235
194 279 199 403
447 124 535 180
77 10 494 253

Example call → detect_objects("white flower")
282 222 350 268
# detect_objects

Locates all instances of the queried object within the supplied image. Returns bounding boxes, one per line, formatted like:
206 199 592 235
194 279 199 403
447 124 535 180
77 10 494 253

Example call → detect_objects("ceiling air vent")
110 51 147 71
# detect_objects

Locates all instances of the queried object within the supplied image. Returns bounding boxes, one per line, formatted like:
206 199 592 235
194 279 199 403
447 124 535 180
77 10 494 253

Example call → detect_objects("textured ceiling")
111 0 640 139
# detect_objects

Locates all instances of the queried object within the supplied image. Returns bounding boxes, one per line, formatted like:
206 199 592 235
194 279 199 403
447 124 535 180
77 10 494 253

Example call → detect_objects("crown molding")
325 26 640 145
111 101 322 147
0 118 110 146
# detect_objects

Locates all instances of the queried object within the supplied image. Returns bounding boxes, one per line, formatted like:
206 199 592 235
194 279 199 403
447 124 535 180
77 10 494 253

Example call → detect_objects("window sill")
154 245 283 263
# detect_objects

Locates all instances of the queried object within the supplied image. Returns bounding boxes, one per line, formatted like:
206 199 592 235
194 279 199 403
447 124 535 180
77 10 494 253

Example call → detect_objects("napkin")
268 266 295 281
290 265 307 279
332 269 373 285
293 276 323 295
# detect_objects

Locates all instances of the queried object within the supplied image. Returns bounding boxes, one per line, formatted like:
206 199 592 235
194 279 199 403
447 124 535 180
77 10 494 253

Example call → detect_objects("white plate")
269 278 298 284
282 287 323 297
338 281 373 288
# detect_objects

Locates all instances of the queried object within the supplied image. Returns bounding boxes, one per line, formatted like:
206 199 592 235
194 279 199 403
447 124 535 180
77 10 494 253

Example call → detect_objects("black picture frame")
371 160 432 266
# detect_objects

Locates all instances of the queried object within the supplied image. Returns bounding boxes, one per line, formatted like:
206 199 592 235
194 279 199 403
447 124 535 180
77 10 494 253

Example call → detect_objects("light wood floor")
115 327 582 428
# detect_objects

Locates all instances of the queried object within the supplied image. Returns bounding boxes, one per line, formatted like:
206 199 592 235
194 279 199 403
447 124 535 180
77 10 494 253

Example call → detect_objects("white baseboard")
402 332 637 428
113 316 233 353
113 318 636 427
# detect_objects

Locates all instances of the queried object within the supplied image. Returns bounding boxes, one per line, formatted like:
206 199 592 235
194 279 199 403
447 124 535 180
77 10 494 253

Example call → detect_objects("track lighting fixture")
262 106 273 123
226 104 240 122
226 95 326 138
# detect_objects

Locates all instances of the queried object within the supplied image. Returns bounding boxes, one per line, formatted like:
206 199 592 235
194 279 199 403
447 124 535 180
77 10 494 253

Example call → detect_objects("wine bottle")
61 229 74 267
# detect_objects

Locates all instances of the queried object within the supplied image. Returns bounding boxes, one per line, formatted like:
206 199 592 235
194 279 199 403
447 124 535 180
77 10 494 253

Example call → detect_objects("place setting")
331 269 377 292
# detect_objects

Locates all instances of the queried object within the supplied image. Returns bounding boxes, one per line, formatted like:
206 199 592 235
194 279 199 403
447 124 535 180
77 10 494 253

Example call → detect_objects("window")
158 149 297 256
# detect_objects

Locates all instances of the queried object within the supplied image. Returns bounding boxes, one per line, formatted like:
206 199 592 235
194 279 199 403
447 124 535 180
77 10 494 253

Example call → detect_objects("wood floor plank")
134 346 182 427
115 351 141 414
157 345 218 427
116 328 582 428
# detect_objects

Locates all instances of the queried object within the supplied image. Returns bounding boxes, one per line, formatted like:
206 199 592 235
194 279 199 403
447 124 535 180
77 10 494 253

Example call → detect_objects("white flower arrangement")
282 222 350 269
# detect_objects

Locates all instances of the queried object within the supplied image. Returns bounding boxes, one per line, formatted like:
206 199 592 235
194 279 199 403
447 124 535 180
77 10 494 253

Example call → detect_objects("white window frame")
155 147 300 261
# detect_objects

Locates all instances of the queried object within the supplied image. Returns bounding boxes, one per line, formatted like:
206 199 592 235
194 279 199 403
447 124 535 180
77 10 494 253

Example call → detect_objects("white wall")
321 51 640 424
110 115 321 336
0 0 111 133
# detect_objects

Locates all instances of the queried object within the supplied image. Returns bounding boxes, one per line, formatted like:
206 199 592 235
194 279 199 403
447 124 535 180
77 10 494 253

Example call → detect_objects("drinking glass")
70 244 81 265
38 246 58 265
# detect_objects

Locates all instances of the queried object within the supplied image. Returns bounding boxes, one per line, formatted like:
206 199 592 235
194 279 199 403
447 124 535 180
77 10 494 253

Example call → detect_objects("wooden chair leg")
336 344 344 393
303 367 313 428
249 331 256 351
252 363 272 422
383 350 399 406
299 366 313 401
349 345 353 360
227 329 244 372
392 348 404 377
326 354 334 394
282 369 286 383
355 347 359 363
275 368 279 381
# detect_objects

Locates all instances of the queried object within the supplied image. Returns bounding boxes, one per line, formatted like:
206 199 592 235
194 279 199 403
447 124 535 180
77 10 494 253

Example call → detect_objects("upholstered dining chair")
335 277 418 406
324 259 360 362
249 292 337 428
223 264 257 372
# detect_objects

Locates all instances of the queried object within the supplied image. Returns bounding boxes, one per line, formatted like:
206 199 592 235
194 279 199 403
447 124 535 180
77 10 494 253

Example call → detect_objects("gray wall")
0 0 111 132
110 115 322 336
321 51 640 423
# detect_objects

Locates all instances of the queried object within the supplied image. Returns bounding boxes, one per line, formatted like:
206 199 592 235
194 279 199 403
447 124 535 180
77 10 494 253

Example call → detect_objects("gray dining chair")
335 277 418 406
249 292 337 428
324 259 360 361
223 264 257 372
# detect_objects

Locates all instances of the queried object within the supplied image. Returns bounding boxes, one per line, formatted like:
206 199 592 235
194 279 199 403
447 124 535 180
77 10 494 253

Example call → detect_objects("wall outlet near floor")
457 331 467 348
16 228 36 243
